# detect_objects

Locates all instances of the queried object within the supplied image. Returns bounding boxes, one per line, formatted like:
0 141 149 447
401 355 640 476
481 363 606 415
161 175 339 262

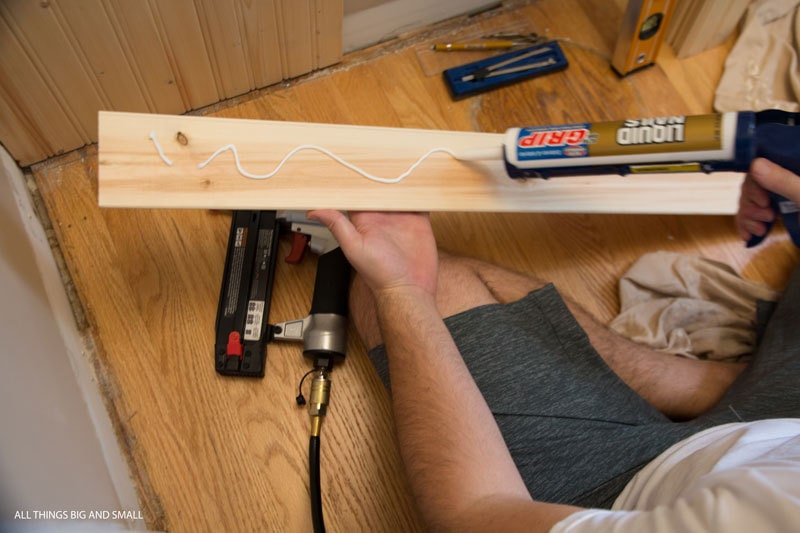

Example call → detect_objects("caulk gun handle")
748 121 800 247
745 190 800 248
310 247 351 317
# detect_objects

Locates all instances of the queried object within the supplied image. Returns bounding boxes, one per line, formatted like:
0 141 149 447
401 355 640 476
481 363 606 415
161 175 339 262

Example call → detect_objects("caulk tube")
503 112 756 179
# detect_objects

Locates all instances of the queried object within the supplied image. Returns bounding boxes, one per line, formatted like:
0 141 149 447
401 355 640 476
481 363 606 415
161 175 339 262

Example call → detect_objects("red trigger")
286 232 309 264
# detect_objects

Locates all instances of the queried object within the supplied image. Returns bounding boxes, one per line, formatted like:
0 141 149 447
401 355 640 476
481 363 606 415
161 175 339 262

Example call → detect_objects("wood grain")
105 0 186 115
31 1 800 531
98 110 746 214
0 8 85 155
0 0 101 142
0 0 344 166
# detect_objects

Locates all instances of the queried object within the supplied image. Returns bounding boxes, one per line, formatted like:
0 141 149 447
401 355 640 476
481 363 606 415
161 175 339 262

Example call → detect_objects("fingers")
307 210 361 250
735 209 769 241
736 174 775 240
306 209 341 226
740 171 771 209
736 158 800 243
749 157 800 205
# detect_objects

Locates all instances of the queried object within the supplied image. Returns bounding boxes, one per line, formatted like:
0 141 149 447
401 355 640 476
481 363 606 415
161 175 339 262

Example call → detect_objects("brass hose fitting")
309 369 331 437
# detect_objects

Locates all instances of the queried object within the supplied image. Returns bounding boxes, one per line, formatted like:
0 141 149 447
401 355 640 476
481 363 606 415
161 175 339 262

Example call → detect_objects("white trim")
2 148 145 530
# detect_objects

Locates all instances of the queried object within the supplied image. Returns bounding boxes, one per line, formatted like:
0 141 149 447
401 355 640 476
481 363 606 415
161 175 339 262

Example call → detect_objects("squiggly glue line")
149 131 457 184
149 131 173 166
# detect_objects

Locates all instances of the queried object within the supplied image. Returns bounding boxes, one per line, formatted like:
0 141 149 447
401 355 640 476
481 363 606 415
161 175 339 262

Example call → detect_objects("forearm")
306 209 580 528
376 286 579 532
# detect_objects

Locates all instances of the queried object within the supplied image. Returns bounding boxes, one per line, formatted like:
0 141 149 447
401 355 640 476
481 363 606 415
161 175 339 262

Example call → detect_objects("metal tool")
460 46 552 82
463 57 556 82
215 210 280 377
483 32 545 42
443 42 568 99
214 211 349 377
272 212 350 366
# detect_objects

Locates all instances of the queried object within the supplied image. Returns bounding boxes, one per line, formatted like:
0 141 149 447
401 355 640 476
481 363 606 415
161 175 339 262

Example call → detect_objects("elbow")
420 495 580 533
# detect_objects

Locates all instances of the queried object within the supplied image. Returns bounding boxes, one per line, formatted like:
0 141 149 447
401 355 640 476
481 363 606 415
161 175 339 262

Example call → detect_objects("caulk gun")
495 109 800 247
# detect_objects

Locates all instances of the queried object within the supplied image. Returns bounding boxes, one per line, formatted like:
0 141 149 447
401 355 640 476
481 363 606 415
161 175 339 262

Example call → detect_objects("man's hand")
306 211 438 298
736 158 800 242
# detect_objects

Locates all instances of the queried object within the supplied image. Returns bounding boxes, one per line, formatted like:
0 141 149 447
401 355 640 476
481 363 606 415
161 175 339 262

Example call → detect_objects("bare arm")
308 210 582 532
375 285 580 531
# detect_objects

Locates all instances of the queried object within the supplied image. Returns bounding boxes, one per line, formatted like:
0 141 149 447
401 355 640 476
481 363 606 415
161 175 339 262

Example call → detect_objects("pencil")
431 41 518 51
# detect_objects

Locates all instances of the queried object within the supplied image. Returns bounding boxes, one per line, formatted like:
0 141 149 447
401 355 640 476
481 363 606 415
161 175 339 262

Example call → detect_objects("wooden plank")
52 0 150 113
277 0 314 78
239 0 283 88
0 13 84 162
195 0 252 99
148 0 220 109
104 0 186 115
0 82 49 165
314 0 343 68
98 110 744 214
0 0 102 143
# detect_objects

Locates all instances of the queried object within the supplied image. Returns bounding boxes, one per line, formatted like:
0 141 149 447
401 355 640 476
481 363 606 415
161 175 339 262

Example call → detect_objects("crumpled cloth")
715 0 800 112
610 251 780 361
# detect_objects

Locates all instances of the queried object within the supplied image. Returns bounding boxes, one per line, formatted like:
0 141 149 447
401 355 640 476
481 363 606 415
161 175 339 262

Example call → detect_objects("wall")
0 0 343 167
0 146 143 530
0 0 501 165
343 0 499 52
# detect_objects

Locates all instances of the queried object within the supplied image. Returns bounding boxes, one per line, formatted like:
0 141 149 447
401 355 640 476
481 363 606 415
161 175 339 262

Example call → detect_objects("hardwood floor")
30 1 799 531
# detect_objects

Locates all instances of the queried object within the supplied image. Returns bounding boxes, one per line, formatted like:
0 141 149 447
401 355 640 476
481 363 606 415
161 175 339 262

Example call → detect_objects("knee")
435 252 501 317
438 251 548 306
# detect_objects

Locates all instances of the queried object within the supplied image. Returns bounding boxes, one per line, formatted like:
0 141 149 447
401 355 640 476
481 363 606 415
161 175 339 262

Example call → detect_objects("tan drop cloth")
715 0 800 112
610 251 780 361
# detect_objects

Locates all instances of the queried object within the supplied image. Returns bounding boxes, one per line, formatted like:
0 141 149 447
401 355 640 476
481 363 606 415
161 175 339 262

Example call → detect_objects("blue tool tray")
443 41 568 100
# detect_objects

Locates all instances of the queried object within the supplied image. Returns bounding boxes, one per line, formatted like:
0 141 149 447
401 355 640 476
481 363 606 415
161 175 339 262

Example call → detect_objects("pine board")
98 110 745 214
